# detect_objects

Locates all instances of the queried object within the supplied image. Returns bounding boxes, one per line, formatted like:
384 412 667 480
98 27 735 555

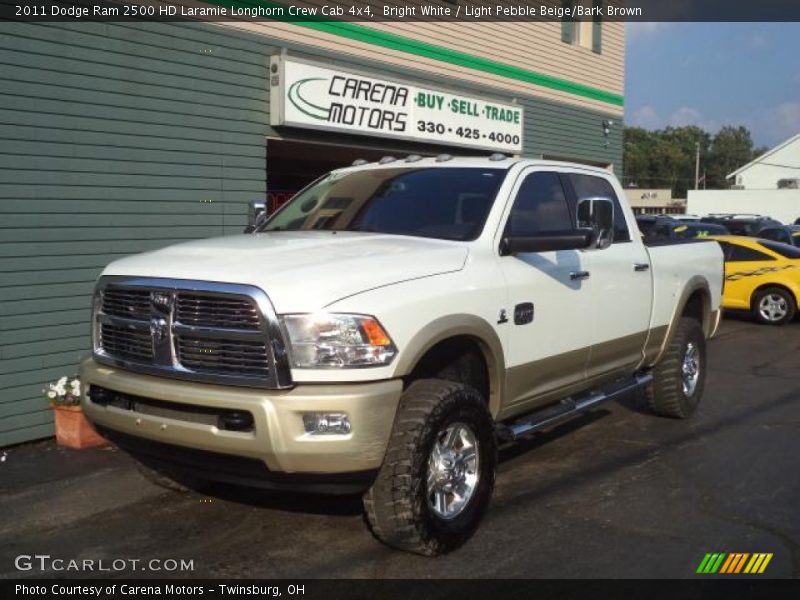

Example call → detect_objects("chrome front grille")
92 277 292 388
102 287 151 320
177 336 270 378
100 323 154 362
175 293 260 330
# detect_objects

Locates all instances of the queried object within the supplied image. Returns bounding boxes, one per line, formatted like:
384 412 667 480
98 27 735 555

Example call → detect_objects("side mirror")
244 201 267 234
501 228 595 255
577 197 615 250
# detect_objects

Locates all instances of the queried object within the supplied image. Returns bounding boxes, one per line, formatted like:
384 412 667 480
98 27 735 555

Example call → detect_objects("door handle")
634 263 650 272
570 271 591 281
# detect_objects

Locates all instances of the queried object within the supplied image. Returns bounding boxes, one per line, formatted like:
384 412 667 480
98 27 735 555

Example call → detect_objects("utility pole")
694 142 700 190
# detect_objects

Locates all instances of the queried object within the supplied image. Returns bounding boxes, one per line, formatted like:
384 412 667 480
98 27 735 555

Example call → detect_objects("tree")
623 125 709 197
707 126 756 189
623 124 763 197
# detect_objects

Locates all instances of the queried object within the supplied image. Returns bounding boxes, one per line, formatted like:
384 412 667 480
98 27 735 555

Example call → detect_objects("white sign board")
270 57 524 154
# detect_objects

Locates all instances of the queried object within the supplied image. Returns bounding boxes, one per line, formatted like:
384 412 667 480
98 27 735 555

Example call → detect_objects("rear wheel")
752 287 796 325
363 379 496 556
646 317 706 419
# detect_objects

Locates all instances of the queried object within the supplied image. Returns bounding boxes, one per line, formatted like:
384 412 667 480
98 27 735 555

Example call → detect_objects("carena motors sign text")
270 57 524 153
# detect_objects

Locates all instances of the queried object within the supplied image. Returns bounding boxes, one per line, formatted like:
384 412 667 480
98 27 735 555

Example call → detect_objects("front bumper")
80 358 403 485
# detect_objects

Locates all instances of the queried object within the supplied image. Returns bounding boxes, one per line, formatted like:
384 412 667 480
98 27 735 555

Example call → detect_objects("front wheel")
363 379 497 556
752 287 796 325
646 317 706 419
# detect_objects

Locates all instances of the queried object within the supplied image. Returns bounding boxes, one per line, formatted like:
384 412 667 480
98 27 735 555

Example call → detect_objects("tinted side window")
567 174 631 242
716 241 733 260
728 245 776 262
505 172 572 236
759 240 800 259
760 228 791 244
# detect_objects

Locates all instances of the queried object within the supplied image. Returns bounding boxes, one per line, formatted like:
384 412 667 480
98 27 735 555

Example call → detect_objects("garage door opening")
265 136 488 216
267 139 419 214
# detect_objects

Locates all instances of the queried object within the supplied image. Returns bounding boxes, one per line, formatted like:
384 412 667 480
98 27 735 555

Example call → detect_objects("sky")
625 22 800 148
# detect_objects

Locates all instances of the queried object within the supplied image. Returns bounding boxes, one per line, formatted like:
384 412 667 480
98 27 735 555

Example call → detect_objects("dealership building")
0 7 625 446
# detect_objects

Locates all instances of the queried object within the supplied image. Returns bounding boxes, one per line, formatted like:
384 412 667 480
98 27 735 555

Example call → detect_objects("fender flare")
391 314 505 417
646 276 713 367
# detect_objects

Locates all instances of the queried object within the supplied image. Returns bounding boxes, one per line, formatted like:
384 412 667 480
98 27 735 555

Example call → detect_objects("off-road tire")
751 287 796 325
363 379 497 556
645 317 706 419
133 459 207 493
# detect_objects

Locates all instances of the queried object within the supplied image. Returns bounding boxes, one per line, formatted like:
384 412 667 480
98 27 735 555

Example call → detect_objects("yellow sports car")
710 235 800 325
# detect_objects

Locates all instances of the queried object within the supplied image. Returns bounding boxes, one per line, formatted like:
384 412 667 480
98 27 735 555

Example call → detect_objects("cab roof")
334 155 614 176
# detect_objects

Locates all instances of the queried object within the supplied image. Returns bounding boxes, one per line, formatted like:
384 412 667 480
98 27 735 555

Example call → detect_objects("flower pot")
51 405 108 450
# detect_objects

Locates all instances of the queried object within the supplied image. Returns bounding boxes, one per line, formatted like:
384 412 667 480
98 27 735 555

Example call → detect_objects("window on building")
505 172 572 236
777 178 799 189
561 0 603 54
567 173 630 242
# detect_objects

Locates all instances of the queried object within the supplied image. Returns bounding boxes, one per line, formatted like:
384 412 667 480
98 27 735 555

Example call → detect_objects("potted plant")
45 376 107 449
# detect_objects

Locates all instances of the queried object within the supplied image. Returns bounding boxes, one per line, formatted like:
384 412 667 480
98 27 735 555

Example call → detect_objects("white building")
728 133 800 190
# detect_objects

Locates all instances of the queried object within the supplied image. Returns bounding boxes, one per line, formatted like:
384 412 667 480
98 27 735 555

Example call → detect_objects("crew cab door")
496 169 594 408
564 173 652 378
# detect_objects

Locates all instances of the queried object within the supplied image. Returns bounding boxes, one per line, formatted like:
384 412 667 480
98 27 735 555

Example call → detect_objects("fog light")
303 413 351 435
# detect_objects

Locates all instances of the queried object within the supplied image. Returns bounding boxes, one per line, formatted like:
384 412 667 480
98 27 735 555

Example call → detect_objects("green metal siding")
0 20 622 448
0 20 271 447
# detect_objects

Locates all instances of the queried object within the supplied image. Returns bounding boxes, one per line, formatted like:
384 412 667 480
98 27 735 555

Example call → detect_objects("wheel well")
682 289 709 331
406 336 490 404
750 283 798 309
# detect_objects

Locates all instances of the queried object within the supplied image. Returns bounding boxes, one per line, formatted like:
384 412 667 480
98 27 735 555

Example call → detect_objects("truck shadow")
197 408 616 517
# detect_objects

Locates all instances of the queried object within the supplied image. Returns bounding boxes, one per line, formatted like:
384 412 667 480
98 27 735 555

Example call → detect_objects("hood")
102 231 469 312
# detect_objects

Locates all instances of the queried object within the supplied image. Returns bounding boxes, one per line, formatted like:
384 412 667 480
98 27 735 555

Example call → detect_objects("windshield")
258 167 506 241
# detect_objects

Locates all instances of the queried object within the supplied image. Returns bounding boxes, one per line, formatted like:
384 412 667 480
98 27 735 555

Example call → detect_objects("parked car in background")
757 225 800 247
710 235 800 325
701 214 782 236
636 215 728 242
672 214 702 222
635 215 674 241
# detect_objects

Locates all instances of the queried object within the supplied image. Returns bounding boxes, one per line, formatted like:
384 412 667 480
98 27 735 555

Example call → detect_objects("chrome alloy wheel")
426 422 480 520
682 341 700 397
758 293 789 322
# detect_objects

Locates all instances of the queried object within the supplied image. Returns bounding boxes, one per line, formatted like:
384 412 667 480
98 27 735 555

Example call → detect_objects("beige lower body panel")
501 332 647 418
79 358 402 474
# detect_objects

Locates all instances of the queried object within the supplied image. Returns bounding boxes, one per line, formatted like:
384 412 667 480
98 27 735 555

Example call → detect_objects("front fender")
391 314 506 417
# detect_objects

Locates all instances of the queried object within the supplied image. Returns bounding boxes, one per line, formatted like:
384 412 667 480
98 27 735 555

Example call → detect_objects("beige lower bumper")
79 358 403 474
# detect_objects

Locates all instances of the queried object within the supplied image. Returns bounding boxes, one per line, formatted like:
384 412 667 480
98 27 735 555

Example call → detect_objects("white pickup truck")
81 156 723 555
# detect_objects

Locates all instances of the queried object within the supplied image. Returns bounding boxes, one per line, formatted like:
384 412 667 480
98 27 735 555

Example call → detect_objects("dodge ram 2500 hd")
80 156 724 555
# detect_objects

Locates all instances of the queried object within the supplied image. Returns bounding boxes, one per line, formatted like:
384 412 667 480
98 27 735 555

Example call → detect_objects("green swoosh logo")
288 77 330 120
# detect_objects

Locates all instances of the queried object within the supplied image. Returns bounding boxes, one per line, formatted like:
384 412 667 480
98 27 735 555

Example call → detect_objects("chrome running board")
497 373 653 442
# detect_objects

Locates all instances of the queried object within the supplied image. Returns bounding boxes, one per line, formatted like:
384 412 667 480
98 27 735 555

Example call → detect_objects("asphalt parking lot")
2 317 798 579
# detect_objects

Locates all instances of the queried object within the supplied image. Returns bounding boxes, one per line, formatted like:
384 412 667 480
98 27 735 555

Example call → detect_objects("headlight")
281 313 397 368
